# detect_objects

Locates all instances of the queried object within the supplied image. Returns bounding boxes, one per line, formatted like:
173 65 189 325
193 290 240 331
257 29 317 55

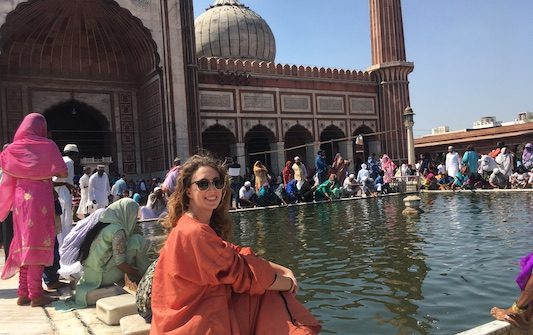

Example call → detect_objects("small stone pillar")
402 195 423 215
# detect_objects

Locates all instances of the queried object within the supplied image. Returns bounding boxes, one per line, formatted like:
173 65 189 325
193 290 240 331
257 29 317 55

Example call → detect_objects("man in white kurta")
53 144 78 247
76 166 92 219
88 165 111 210
445 146 461 178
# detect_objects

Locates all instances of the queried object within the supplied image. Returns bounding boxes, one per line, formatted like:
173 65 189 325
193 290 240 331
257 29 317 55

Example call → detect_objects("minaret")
368 0 414 162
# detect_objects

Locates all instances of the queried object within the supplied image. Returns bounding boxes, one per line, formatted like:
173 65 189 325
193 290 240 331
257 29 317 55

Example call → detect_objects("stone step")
120 314 151 335
96 293 137 326
86 285 127 306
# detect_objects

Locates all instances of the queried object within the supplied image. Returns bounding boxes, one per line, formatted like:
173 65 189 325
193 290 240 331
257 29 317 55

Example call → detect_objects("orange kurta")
150 214 320 335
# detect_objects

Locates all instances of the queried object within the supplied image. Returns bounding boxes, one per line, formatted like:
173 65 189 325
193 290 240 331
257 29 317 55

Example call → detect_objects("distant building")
415 113 533 159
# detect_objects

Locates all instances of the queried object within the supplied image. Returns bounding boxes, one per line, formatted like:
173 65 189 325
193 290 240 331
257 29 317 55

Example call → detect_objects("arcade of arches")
200 121 379 177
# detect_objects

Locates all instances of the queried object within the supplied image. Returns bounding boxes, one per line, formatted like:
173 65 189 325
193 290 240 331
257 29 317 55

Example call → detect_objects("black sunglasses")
192 178 225 191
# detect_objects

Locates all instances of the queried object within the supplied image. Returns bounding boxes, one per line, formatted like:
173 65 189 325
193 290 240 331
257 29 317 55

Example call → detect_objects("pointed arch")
202 124 236 160
244 124 275 172
43 99 113 161
319 125 345 164
284 124 313 163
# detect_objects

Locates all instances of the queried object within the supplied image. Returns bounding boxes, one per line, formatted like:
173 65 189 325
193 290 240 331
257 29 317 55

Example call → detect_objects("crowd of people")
215 142 533 210
418 142 533 191
225 151 405 209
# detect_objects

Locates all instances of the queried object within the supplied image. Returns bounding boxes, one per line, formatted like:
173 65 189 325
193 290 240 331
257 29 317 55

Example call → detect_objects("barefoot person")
150 154 321 334
0 113 68 307
491 252 533 328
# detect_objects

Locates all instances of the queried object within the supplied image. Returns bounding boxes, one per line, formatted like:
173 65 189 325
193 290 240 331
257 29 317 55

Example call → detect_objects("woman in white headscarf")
140 187 167 220
58 209 106 281
495 147 514 178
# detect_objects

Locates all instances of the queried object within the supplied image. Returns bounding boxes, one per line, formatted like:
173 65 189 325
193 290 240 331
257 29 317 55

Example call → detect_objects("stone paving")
0 249 121 335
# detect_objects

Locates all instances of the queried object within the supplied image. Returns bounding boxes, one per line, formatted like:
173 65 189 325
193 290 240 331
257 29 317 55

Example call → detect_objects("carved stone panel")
281 94 311 113
200 118 237 137
317 96 345 114
318 119 347 135
282 119 313 136
351 120 377 134
199 90 234 111
241 92 275 112
349 97 375 115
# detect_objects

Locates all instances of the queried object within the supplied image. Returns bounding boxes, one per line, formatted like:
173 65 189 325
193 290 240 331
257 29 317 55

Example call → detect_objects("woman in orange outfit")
150 154 320 335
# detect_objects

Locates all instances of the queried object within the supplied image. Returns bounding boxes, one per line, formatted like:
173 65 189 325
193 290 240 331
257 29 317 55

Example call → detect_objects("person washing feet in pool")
0 113 68 307
150 154 321 334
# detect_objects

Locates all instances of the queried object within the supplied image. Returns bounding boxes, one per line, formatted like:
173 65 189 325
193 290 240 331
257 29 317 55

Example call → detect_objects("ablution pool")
140 191 533 334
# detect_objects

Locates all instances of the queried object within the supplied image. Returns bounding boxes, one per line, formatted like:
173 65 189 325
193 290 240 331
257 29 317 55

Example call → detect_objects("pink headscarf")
1 113 66 179
0 113 67 219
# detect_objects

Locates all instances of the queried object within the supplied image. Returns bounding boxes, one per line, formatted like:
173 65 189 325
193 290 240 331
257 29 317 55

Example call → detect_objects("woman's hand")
269 262 299 293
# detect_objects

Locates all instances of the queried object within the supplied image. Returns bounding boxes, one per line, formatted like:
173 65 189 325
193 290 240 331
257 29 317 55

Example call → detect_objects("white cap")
349 174 355 179
244 181 251 187
63 144 79 153
154 186 161 192
294 156 300 161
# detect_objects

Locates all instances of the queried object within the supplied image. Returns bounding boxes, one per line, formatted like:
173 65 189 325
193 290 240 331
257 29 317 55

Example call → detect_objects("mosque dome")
195 0 276 62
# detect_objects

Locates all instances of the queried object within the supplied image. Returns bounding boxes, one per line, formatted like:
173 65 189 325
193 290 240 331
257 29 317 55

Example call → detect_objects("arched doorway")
319 125 345 164
202 124 236 160
0 0 163 175
284 124 313 163
353 125 374 172
44 100 112 161
244 125 276 173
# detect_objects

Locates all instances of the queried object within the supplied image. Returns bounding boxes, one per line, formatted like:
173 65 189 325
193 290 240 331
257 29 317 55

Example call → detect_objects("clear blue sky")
193 0 533 137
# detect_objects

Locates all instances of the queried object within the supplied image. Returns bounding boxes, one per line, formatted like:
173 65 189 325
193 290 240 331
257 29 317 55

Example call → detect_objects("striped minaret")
368 0 414 163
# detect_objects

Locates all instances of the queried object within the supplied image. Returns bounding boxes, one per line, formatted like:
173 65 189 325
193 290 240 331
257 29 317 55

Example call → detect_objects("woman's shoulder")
174 215 215 237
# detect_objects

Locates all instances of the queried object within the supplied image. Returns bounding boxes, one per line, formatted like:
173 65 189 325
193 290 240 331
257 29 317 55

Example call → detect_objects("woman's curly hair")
162 154 233 240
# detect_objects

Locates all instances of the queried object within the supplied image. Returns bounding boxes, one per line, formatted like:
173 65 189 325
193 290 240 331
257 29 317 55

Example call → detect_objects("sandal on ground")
17 296 30 305
31 295 56 307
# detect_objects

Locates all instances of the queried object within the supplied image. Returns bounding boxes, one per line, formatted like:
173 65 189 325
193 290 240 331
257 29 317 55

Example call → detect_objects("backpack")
136 258 158 323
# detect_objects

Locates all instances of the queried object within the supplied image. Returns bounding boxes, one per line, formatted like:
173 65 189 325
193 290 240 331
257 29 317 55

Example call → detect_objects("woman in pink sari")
0 113 67 307
380 154 397 184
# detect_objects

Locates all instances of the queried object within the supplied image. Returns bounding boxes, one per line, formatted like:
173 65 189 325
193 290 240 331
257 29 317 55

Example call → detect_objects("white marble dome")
195 0 276 62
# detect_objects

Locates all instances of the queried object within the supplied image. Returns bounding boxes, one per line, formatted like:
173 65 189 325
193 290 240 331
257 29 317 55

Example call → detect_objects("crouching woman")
75 198 150 307
150 154 321 334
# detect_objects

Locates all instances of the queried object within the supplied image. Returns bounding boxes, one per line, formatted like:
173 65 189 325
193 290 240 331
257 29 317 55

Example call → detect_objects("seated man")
489 168 509 189
298 177 315 203
510 166 529 189
257 182 281 207
436 171 454 190
238 181 257 208
342 174 360 197
283 179 299 204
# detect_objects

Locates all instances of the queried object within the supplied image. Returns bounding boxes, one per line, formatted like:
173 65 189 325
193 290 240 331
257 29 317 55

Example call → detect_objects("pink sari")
0 113 67 279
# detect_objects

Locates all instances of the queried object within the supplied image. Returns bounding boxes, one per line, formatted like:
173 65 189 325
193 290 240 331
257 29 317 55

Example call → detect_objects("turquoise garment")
462 150 478 174
453 172 468 187
315 180 333 200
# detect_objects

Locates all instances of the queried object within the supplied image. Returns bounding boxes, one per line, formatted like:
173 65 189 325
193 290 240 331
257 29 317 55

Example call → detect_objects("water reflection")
141 192 533 334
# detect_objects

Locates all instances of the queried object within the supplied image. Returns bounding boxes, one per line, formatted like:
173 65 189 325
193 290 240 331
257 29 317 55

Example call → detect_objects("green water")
140 192 533 334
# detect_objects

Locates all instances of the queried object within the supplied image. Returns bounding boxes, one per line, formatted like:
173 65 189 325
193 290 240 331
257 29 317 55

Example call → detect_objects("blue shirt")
114 178 128 196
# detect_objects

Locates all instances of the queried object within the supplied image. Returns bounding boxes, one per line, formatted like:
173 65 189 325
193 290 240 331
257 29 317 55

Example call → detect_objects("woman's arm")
267 261 298 293
117 262 141 282
55 171 68 178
